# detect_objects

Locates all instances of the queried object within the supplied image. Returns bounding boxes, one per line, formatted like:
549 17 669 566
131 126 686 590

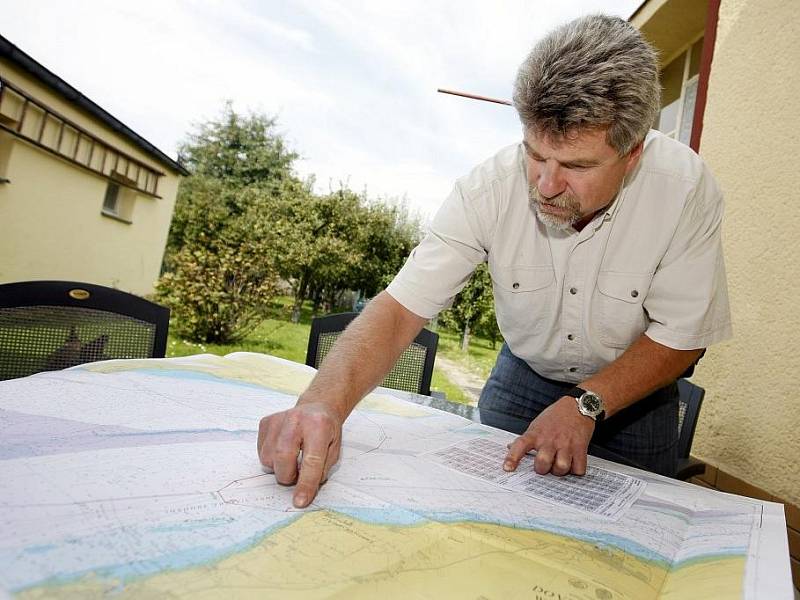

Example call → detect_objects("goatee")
528 185 582 230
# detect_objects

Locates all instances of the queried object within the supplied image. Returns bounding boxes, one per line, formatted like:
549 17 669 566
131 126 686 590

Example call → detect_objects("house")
0 34 188 296
631 0 800 589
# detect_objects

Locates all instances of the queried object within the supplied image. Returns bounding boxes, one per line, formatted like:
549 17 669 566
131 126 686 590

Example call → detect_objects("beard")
528 185 583 231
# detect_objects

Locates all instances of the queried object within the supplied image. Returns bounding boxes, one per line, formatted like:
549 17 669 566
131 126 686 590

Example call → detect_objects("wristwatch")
565 387 605 423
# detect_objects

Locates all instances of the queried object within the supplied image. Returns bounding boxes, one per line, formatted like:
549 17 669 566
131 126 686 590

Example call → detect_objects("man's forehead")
523 126 615 158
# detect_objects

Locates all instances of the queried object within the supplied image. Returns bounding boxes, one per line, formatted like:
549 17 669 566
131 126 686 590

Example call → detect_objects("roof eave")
0 34 189 177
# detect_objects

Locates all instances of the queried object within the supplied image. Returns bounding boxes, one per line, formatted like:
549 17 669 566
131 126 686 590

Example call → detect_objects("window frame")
657 34 704 145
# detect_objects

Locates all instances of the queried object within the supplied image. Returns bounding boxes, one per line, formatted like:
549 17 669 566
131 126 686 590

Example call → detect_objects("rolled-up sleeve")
644 172 733 349
386 183 488 319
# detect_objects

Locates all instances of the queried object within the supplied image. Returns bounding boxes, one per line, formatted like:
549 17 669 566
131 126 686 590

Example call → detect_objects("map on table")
0 352 787 599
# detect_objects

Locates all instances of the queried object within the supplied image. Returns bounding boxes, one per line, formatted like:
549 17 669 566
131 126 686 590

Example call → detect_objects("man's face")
523 127 642 230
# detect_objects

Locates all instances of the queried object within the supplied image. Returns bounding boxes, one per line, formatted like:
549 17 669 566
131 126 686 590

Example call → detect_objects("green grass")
430 369 470 404
435 328 501 380
166 296 495 405
168 317 311 363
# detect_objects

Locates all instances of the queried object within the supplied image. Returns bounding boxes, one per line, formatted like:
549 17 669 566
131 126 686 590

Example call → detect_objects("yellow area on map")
84 353 315 396
18 511 743 600
85 353 432 418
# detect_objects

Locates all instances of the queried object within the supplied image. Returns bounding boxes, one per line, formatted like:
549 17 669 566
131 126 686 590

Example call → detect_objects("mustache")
528 185 578 209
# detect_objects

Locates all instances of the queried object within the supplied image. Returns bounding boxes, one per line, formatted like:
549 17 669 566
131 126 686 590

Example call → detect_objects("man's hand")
257 401 342 508
503 396 595 476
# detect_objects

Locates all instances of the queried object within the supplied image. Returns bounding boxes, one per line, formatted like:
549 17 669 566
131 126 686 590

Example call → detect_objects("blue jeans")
479 344 679 477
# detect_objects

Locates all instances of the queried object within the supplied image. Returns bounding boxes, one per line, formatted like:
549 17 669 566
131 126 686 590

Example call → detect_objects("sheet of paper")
425 437 646 520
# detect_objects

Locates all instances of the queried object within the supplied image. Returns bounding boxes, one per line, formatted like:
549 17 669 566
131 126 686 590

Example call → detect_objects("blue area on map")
0 409 256 461
327 506 426 526
22 544 56 555
149 517 236 533
131 368 290 394
415 508 747 565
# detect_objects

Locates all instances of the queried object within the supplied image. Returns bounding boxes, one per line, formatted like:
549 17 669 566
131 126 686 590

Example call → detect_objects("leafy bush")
157 242 278 343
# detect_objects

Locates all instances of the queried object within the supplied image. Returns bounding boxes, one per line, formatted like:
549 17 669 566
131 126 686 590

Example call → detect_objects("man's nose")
536 162 566 198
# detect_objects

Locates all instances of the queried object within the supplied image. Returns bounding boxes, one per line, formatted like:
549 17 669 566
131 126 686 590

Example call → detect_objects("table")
0 352 793 599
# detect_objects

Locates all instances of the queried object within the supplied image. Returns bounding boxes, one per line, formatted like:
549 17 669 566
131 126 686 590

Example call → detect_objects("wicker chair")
306 312 438 396
0 280 169 381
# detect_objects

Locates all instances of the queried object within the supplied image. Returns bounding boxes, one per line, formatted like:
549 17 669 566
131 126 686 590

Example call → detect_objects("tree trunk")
291 296 303 324
460 322 471 352
311 287 323 316
291 274 309 324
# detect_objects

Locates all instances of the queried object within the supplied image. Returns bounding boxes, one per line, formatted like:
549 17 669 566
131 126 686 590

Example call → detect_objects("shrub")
156 242 278 344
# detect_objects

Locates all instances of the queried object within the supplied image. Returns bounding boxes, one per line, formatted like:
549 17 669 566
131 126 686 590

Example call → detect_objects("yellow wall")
693 0 800 504
0 59 180 296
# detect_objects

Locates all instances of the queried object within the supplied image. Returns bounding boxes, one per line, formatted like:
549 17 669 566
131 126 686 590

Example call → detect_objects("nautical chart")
0 352 790 599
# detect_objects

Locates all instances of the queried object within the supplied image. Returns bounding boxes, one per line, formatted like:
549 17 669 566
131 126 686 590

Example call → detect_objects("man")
257 15 731 508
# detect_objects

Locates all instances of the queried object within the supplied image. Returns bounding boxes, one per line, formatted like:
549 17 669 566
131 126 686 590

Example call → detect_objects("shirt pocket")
595 271 653 349
491 265 555 335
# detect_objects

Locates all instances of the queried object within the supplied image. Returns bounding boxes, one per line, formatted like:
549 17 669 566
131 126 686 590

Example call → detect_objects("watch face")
580 393 602 415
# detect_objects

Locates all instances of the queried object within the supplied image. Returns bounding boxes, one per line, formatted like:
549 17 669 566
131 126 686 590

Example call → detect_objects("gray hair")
513 14 660 155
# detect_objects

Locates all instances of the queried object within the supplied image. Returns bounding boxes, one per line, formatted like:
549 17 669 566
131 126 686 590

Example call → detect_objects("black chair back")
675 378 706 479
306 312 438 396
0 280 169 381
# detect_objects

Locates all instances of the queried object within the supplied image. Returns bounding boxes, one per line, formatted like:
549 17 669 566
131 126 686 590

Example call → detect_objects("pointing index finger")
293 429 336 508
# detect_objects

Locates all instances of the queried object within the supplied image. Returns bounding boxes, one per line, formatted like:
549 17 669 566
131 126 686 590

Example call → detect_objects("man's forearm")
298 291 428 422
578 335 703 419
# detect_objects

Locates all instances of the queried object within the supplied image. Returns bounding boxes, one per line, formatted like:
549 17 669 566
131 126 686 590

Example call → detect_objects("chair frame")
306 311 438 396
0 280 170 358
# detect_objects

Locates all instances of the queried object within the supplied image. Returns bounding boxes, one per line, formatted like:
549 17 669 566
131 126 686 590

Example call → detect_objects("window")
657 37 704 145
102 182 120 214
101 181 135 223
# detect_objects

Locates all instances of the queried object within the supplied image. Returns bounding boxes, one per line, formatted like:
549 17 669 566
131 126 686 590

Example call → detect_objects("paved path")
435 355 486 406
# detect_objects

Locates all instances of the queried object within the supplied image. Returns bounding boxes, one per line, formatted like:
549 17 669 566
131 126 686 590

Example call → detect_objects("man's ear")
624 141 644 175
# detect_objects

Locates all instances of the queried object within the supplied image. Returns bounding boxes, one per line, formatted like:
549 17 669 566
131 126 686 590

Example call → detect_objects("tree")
351 200 420 298
177 101 297 189
474 297 502 349
439 263 496 351
270 185 421 323
158 104 301 342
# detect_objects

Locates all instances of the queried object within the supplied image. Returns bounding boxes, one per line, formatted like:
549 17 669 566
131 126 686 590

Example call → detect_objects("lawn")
167 296 501 405
435 328 501 380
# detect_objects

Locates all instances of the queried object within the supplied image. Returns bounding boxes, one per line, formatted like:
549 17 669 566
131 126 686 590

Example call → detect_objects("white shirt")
386 131 732 383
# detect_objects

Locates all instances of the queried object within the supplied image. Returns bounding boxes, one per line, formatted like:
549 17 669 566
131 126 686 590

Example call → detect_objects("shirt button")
569 367 577 372
512 282 519 289
569 287 577 295
567 334 574 341
630 289 639 298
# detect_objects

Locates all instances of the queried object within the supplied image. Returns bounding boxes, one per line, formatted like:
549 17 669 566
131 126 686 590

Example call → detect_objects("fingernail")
295 493 308 507
503 461 514 471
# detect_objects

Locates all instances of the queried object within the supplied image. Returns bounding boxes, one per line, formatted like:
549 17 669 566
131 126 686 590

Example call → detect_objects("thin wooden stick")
437 88 512 106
